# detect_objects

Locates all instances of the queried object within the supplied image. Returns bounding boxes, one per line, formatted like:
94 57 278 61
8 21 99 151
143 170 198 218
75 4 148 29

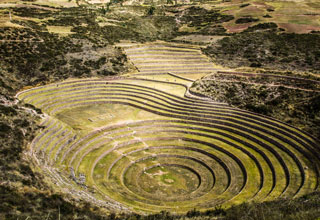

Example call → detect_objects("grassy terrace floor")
17 72 320 213
118 42 220 77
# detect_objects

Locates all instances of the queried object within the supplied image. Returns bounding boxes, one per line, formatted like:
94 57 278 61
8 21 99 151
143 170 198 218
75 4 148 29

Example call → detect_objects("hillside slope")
191 71 320 139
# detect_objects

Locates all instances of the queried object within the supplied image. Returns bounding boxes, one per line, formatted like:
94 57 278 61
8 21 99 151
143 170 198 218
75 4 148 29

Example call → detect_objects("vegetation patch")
235 17 259 24
175 6 233 35
202 31 320 72
191 72 320 139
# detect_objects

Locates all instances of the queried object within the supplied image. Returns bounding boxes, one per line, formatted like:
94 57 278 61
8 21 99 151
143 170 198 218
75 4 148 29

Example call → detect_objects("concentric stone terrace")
17 75 320 213
119 42 218 76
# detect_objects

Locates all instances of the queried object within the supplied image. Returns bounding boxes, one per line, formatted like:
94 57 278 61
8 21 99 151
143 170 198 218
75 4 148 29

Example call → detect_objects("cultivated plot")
17 74 320 213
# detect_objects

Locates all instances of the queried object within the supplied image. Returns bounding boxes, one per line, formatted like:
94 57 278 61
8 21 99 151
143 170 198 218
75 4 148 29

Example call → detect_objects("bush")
203 32 320 71
240 3 250 8
235 17 259 24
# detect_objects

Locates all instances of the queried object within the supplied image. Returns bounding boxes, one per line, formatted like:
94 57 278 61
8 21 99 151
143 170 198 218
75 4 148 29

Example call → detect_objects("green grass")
46 25 74 36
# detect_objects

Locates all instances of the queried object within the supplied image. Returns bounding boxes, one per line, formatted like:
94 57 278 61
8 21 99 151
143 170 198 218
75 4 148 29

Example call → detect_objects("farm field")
119 41 219 76
217 0 320 33
1 0 320 33
17 44 320 212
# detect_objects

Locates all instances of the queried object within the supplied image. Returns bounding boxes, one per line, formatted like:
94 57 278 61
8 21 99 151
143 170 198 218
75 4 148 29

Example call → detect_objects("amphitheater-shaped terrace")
17 42 320 213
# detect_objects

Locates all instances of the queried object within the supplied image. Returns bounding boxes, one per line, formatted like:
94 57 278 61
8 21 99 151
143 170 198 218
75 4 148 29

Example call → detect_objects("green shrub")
235 17 259 24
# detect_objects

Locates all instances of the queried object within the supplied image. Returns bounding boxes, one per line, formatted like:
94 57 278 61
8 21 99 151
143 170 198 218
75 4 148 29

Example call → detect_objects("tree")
147 6 155 16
